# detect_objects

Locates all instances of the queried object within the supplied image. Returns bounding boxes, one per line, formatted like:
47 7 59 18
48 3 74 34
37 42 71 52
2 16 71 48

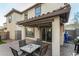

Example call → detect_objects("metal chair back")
35 39 42 45
10 47 18 56
19 40 27 47
40 44 48 56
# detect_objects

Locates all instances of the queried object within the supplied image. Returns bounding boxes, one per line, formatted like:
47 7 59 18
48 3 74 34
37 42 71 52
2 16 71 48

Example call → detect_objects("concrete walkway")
0 44 13 56
0 40 19 56
60 43 75 56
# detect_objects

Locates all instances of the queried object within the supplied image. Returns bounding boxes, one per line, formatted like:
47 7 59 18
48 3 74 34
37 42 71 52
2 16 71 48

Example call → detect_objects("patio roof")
17 4 71 27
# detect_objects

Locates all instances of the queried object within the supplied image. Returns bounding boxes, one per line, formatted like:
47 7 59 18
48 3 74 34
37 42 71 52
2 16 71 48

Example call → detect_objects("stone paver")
0 44 13 56
60 43 75 56
0 40 19 56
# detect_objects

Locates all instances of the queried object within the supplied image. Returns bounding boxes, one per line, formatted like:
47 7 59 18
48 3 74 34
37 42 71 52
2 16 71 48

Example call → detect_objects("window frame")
24 12 28 20
25 27 35 38
35 5 41 16
8 15 12 23
42 27 52 42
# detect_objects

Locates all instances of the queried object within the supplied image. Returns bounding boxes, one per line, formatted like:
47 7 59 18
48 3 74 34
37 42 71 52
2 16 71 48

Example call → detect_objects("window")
35 6 41 16
8 16 12 23
25 27 34 38
42 28 52 42
24 13 28 20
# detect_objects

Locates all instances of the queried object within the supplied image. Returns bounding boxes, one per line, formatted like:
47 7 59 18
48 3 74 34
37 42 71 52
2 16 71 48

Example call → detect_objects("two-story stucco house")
5 3 71 56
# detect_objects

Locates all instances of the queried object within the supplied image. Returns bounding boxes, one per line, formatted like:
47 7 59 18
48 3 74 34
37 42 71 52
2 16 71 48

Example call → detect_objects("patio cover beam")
22 17 54 27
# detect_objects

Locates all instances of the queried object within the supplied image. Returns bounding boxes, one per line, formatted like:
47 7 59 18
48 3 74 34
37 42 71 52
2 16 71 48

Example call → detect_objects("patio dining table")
20 44 41 55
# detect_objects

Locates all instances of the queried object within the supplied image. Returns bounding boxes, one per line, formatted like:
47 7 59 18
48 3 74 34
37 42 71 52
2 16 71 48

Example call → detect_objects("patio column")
52 16 60 56
60 24 64 45
22 26 26 40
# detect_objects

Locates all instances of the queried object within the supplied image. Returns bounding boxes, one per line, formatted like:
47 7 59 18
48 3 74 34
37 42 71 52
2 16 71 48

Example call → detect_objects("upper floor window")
35 5 41 16
24 13 28 20
8 15 12 23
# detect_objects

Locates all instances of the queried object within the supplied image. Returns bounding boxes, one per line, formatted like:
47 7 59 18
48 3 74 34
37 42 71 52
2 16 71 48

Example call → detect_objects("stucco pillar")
52 16 60 56
60 24 64 45
35 27 40 40
22 26 26 40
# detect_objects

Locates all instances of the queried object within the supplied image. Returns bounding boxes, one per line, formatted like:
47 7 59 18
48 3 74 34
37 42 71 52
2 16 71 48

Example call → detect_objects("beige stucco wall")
27 8 35 19
41 3 65 14
27 3 65 19
6 21 16 40
6 12 25 40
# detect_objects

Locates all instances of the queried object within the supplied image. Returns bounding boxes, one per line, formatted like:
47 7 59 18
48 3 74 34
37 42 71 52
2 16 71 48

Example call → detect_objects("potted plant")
74 38 79 53
74 39 79 44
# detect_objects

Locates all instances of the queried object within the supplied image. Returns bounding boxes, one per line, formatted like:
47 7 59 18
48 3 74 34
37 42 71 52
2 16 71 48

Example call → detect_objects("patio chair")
19 40 27 47
33 44 49 56
34 38 42 45
10 47 28 56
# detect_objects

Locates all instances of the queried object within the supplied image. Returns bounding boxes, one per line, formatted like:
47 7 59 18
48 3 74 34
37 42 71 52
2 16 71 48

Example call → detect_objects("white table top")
20 44 41 53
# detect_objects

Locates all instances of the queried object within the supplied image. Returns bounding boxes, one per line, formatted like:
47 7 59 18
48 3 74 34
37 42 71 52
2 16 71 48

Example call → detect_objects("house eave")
5 8 22 17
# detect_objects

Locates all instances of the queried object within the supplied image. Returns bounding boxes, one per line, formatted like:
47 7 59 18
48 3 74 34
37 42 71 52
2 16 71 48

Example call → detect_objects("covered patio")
17 4 71 56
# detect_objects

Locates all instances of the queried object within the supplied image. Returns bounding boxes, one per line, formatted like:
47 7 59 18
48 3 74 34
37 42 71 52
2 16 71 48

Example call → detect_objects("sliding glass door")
41 27 52 42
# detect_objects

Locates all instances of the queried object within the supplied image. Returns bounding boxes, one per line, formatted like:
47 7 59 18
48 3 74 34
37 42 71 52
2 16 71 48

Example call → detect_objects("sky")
0 3 35 26
68 3 79 24
0 3 79 26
